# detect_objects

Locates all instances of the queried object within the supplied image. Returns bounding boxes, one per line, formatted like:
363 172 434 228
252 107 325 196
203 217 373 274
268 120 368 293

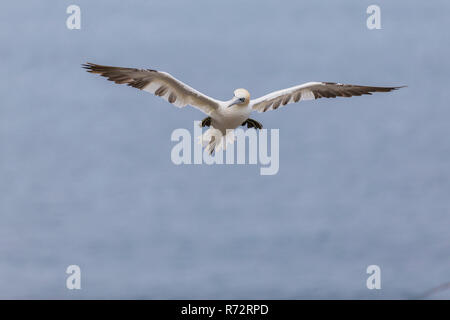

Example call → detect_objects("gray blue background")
1 0 449 299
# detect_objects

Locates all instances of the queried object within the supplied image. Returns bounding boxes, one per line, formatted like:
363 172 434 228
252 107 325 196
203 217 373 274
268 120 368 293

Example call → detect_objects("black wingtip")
81 62 93 70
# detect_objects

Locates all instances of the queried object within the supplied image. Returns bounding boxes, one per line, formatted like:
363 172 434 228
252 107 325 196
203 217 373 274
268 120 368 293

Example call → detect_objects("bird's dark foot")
242 118 263 129
200 116 212 127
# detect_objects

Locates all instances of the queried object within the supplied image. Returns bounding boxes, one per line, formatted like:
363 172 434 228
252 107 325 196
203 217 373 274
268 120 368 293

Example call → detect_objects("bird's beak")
228 98 241 108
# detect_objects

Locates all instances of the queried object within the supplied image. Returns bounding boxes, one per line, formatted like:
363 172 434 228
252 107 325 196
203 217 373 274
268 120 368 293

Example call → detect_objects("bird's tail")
197 127 235 155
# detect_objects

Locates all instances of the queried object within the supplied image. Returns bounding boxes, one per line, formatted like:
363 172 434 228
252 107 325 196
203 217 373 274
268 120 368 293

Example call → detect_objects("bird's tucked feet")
200 116 212 127
200 117 263 130
242 118 263 129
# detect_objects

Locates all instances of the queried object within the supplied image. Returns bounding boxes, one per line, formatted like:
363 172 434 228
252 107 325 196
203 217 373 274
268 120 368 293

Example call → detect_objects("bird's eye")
240 97 245 102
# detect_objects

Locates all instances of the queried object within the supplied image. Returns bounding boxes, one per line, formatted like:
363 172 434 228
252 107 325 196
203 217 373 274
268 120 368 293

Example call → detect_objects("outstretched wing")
251 82 404 113
82 63 221 115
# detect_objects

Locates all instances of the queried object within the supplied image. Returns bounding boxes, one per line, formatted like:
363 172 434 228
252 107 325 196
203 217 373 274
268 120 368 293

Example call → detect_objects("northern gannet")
83 63 404 152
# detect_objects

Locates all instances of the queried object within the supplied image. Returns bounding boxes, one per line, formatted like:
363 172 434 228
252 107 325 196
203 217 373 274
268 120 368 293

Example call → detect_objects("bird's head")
228 88 250 108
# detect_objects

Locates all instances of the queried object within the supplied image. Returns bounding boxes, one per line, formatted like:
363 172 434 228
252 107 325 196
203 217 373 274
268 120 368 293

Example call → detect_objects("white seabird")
83 63 404 153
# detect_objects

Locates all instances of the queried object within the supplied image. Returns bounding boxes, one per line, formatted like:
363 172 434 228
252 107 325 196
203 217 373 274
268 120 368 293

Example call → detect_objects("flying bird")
82 62 404 153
